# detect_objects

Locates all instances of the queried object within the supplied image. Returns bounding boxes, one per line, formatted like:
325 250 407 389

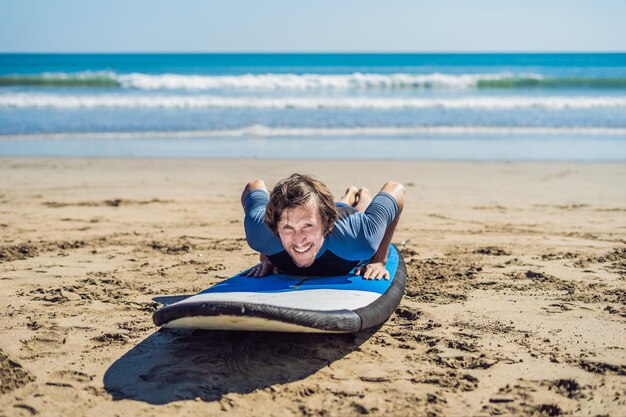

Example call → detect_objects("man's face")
277 199 325 268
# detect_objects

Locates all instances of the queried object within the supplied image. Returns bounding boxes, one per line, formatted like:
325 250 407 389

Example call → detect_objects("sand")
0 158 625 417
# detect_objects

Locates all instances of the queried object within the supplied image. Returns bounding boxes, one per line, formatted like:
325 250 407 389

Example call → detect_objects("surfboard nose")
152 244 405 333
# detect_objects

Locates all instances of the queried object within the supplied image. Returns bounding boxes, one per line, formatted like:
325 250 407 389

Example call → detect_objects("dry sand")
0 158 625 417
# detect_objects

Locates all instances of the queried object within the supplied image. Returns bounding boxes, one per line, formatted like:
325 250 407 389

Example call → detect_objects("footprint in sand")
20 328 69 357
46 369 95 388
0 350 35 394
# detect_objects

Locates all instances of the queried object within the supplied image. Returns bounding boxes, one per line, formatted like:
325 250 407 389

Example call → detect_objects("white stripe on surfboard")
173 289 382 311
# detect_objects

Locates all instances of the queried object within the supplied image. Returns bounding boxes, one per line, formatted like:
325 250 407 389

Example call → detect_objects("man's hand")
355 261 390 280
245 253 279 278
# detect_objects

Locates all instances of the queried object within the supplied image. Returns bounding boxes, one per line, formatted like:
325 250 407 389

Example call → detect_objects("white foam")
3 125 626 141
115 72 540 90
2 93 626 110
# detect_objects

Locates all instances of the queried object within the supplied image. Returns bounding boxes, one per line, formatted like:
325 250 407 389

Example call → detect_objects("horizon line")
1 51 626 55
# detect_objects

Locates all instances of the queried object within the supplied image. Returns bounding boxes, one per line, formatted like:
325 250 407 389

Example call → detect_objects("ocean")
1 53 625 160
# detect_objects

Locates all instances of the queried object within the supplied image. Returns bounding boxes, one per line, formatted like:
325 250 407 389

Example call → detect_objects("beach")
1 157 624 416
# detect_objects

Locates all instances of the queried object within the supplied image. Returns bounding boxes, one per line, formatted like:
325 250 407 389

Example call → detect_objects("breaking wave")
3 72 626 90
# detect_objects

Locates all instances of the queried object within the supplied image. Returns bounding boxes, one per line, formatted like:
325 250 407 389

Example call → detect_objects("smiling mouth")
292 244 313 254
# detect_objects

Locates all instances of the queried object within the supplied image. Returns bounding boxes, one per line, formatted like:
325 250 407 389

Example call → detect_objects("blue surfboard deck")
153 244 406 333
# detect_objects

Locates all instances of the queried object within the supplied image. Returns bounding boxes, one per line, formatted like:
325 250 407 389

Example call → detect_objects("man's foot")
340 186 360 207
355 188 372 212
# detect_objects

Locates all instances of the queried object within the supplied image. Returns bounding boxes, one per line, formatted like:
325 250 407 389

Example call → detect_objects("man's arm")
241 179 280 277
356 181 405 280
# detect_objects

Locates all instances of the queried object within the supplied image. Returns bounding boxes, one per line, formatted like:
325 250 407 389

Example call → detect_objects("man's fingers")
261 263 273 277
360 266 389 280
244 261 281 278
254 265 267 278
246 264 263 278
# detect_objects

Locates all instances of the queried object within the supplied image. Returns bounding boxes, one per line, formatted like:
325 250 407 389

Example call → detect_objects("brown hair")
265 173 338 236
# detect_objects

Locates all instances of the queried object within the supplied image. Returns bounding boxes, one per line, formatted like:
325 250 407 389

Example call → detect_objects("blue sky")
1 0 625 53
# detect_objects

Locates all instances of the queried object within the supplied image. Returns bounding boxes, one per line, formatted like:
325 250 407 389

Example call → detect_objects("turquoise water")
1 53 626 160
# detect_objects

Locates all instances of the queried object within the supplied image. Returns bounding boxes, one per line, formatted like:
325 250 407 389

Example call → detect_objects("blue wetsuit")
243 189 399 276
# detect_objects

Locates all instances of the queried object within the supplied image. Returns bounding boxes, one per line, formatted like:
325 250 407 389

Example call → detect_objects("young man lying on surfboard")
241 174 404 280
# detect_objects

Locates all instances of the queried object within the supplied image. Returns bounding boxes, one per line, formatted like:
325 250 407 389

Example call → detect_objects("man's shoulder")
330 209 366 240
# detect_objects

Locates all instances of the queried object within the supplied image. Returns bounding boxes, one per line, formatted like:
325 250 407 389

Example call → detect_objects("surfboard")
152 244 406 333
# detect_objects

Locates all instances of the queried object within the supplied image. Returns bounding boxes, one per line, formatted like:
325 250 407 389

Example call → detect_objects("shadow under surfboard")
103 326 376 405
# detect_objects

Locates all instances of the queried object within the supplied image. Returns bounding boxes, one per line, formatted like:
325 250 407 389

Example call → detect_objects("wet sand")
0 158 625 417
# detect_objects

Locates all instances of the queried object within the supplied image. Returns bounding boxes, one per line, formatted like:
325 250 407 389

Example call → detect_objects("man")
241 173 404 280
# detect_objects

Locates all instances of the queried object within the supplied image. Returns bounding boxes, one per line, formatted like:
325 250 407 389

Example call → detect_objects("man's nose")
294 229 307 243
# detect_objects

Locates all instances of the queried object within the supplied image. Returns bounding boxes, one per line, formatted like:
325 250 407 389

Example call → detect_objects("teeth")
293 244 312 253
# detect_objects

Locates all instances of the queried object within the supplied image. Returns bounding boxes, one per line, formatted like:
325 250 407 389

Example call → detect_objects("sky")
0 0 625 53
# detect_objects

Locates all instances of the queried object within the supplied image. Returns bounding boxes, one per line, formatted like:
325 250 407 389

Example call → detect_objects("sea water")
1 53 625 160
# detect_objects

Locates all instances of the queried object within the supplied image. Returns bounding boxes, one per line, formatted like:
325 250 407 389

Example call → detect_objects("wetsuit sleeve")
243 189 284 255
331 192 399 260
